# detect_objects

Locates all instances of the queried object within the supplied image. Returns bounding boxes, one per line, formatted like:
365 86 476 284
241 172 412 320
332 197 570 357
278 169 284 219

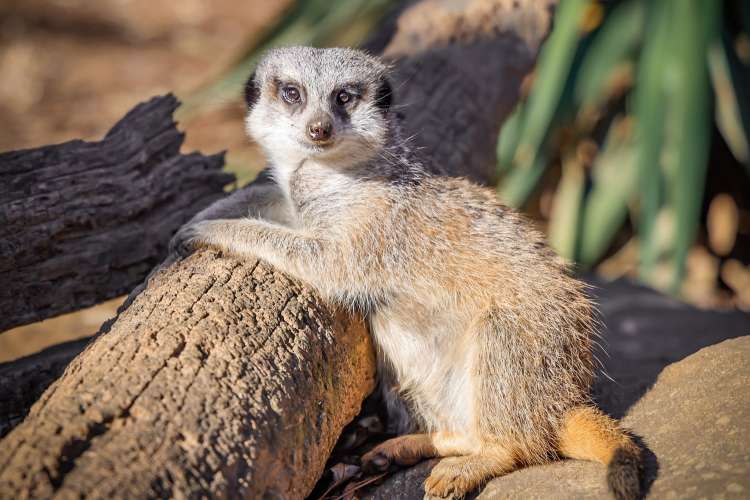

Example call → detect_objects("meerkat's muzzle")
307 118 333 144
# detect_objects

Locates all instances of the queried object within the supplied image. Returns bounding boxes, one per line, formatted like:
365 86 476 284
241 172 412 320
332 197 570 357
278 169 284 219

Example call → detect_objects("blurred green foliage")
497 0 750 293
179 0 399 118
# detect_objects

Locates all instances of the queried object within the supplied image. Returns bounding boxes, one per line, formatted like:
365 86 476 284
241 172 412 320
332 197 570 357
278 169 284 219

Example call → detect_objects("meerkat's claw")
423 457 473 499
169 227 196 257
362 434 437 474
360 450 391 473
169 221 211 257
423 454 509 500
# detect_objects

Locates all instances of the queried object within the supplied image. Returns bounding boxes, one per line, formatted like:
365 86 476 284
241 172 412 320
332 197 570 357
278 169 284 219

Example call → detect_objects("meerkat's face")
244 47 392 170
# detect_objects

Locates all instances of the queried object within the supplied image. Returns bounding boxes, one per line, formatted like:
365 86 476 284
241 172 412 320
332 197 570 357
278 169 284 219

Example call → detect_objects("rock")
362 461 438 500
588 277 750 419
621 336 750 498
479 336 750 499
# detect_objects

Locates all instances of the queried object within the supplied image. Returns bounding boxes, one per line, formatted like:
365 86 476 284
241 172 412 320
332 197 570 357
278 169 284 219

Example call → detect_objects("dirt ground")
0 0 291 361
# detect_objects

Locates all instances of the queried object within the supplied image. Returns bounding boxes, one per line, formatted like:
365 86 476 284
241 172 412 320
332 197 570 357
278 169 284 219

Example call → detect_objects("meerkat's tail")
557 405 644 500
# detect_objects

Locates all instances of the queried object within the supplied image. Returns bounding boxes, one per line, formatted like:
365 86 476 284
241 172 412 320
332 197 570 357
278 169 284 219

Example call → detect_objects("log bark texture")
0 337 90 438
0 0 555 498
0 95 234 332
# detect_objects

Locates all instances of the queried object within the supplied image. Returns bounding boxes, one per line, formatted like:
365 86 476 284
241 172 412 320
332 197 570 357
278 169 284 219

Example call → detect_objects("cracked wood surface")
0 0 556 497
0 252 374 498
0 94 233 332
0 336 90 438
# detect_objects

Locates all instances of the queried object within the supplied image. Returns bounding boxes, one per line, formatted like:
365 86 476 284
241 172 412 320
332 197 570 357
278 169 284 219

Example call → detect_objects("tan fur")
558 406 639 465
425 453 515 498
171 47 641 500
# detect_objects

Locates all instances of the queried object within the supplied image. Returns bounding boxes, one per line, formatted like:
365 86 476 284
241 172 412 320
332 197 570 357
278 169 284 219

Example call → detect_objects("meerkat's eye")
281 86 301 104
336 90 351 106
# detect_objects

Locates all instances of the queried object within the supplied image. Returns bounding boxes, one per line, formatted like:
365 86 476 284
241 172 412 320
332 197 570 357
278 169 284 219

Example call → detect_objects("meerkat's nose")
307 120 333 142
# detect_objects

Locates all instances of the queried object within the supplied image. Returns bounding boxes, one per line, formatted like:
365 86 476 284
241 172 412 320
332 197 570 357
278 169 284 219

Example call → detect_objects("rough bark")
0 337 91 438
0 0 556 498
0 94 234 332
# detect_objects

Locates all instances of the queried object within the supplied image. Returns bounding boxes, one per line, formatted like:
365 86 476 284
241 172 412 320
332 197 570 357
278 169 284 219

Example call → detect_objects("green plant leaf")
574 0 644 109
496 105 525 176
716 29 750 172
578 118 638 265
549 156 585 260
498 0 588 206
497 150 549 207
632 0 672 281
709 39 749 164
663 0 719 291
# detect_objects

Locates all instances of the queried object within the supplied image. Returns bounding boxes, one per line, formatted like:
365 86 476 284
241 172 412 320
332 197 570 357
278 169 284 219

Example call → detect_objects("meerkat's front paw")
169 220 217 257
424 453 511 500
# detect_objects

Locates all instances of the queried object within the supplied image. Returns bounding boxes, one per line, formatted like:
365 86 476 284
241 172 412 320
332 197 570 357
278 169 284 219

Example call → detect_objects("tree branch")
0 94 234 332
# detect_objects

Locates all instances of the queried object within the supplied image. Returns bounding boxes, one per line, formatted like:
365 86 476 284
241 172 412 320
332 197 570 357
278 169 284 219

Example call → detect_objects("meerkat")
171 47 644 500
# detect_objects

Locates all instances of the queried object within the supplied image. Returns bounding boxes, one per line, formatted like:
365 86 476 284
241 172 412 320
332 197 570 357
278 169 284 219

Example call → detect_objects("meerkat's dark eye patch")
244 71 259 110
375 78 392 113
332 85 362 108
281 85 302 104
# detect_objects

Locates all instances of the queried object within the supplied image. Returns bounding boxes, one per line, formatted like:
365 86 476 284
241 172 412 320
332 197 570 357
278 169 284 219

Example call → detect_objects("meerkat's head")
244 47 392 170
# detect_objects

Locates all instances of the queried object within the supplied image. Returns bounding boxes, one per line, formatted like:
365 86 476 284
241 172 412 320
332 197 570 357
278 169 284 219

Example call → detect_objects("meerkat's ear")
375 77 392 113
244 71 259 110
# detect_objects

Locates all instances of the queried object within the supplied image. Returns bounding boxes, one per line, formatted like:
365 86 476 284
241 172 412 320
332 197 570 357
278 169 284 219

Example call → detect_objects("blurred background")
1 0 748 361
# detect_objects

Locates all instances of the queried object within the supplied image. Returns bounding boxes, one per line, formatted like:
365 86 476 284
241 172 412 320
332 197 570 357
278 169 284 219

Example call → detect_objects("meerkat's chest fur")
288 161 358 218
278 156 480 432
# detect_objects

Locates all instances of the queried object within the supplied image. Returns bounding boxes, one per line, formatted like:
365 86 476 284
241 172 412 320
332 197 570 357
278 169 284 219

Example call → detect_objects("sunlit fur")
245 46 391 205
173 47 643 500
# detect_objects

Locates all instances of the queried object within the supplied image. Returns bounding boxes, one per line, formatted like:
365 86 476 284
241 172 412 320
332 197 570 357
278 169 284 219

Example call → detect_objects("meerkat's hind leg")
362 434 436 472
361 432 477 473
423 447 516 500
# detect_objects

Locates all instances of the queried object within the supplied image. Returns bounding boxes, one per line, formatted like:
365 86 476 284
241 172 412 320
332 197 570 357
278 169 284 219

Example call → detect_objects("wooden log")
0 337 91 438
0 94 234 332
0 1 555 497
